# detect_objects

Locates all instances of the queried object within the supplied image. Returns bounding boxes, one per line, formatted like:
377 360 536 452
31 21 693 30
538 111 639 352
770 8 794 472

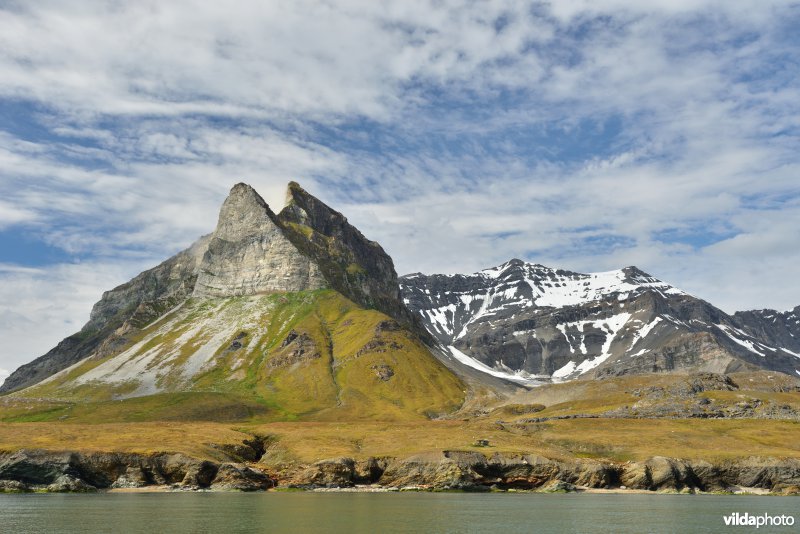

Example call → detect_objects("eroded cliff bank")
2 446 799 495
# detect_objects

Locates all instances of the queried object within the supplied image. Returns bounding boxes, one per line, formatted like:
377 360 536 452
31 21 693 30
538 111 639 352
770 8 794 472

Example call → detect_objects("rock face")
277 452 800 494
278 182 428 339
0 449 274 492
1 182 421 394
733 306 800 354
193 183 326 297
401 260 800 384
2 446 799 494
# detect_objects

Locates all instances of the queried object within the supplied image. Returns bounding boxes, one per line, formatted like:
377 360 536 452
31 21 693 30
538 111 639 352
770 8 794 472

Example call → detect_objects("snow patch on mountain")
715 324 766 357
402 259 800 384
405 262 687 339
475 261 687 309
781 347 800 358
425 304 456 337
628 317 663 351
553 313 631 380
447 346 543 386
522 269 683 308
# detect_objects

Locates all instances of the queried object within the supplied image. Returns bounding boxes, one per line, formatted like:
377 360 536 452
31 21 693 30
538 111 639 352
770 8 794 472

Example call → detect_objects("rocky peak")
280 181 371 247
277 182 426 337
190 181 425 335
620 266 657 283
192 183 326 298
213 183 277 242
502 258 526 269
281 181 315 226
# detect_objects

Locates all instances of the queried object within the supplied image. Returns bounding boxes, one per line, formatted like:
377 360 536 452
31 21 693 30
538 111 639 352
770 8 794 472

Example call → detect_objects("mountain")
0 183 464 420
400 259 800 385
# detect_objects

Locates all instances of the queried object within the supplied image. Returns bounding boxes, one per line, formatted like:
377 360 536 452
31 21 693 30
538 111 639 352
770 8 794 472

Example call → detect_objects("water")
0 492 797 533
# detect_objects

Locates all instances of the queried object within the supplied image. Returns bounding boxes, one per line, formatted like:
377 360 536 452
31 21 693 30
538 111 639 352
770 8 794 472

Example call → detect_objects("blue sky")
1 0 799 380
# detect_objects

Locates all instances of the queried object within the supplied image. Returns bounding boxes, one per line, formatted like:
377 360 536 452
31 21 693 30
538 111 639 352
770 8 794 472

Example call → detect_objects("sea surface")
0 492 797 533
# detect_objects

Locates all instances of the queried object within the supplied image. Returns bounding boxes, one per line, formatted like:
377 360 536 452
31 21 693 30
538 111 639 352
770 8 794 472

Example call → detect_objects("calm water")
0 492 797 533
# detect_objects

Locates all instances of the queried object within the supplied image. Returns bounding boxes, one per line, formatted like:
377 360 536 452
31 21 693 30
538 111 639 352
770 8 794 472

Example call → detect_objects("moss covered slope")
13 290 464 422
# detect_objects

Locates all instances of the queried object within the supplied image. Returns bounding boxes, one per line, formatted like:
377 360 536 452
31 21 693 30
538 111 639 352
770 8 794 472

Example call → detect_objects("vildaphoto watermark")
723 512 795 528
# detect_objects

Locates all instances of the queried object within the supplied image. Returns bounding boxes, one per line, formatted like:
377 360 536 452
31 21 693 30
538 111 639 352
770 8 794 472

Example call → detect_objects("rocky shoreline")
1 448 799 496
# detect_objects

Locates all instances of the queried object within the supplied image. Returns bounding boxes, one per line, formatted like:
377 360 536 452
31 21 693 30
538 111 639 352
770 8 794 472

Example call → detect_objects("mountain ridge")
3 185 800 400
400 259 800 386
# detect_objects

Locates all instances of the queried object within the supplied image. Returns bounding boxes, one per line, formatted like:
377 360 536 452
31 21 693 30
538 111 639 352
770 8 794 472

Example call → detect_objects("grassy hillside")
0 419 798 464
7 290 465 422
492 371 800 420
3 367 799 466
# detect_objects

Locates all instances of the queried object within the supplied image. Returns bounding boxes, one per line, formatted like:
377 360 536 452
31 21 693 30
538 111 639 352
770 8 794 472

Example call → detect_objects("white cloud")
0 1 543 120
0 201 38 229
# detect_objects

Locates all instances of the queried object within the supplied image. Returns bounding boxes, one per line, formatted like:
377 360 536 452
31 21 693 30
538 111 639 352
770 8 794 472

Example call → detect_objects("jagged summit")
191 180 419 331
277 181 426 339
215 183 274 240
193 182 326 297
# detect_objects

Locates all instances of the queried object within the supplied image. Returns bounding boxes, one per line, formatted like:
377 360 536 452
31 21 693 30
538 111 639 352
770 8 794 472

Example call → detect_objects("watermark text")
723 512 795 528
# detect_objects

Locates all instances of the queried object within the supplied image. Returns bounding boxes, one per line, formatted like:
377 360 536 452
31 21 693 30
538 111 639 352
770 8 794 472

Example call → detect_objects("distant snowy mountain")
401 259 800 386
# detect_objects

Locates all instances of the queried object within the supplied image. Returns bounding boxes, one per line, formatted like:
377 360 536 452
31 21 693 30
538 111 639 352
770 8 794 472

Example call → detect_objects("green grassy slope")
7 290 465 423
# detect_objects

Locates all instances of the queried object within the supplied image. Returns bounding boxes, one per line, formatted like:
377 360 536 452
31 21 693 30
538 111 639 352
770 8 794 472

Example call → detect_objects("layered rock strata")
3 448 799 495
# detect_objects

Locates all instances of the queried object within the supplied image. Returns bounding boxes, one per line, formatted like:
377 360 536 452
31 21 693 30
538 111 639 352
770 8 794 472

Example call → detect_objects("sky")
0 1 799 382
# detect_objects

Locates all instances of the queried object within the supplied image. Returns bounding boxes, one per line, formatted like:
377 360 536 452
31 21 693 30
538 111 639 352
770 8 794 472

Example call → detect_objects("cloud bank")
0 1 799 373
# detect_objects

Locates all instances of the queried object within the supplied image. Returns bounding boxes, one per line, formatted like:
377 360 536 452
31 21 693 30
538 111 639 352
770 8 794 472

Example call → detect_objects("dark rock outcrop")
0 449 274 492
268 330 321 368
210 464 273 491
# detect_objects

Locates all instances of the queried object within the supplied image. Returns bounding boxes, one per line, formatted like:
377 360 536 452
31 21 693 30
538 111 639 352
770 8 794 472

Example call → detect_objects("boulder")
181 461 219 488
47 474 96 493
0 450 76 485
541 479 577 492
111 467 149 489
0 479 30 492
293 458 356 488
565 459 619 488
210 463 273 491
